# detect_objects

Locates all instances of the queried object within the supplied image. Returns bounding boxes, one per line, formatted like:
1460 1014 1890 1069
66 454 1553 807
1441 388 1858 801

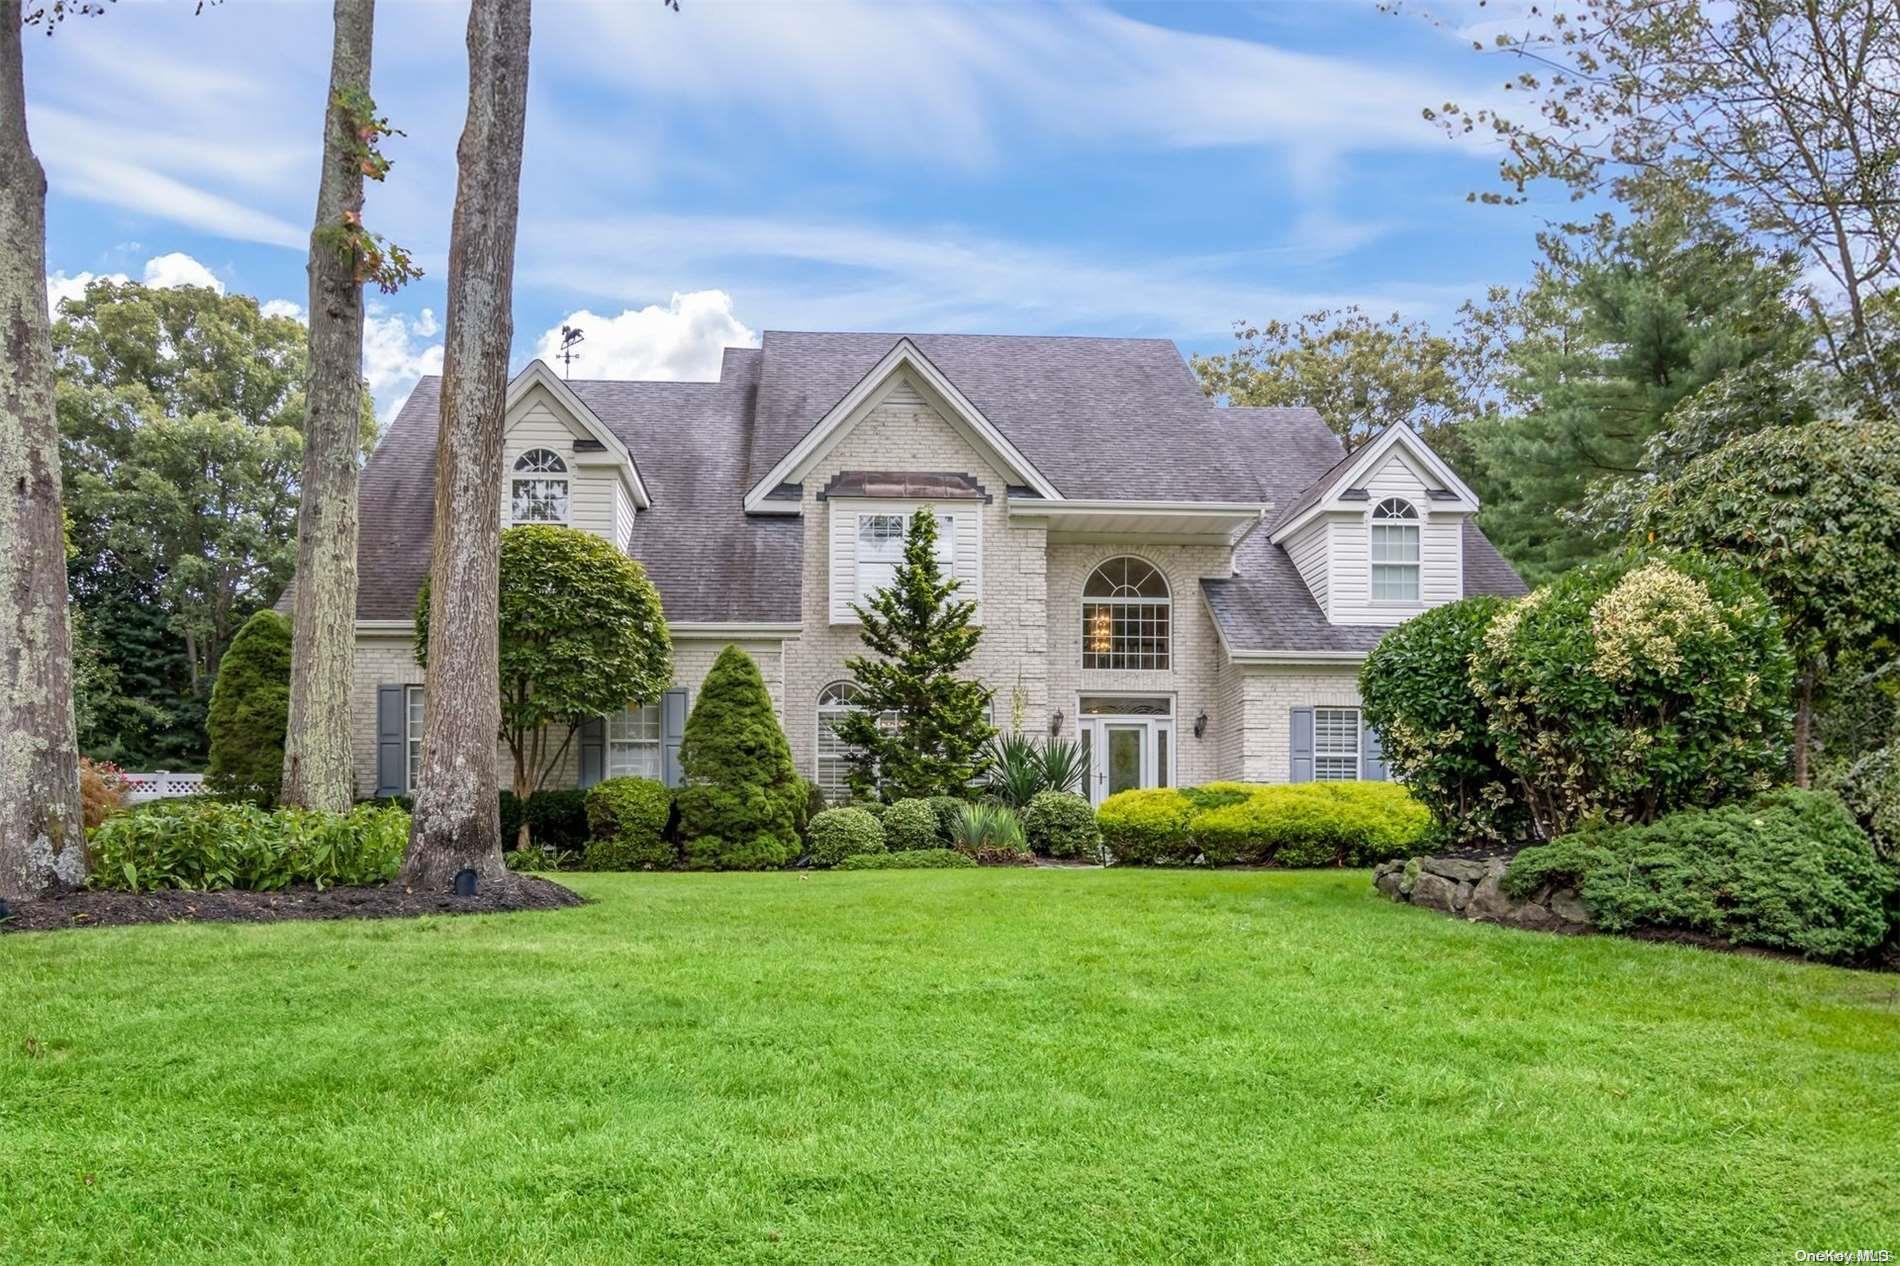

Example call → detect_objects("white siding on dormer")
1285 519 1330 611
502 398 618 543
1323 452 1464 626
612 481 635 551
827 499 982 625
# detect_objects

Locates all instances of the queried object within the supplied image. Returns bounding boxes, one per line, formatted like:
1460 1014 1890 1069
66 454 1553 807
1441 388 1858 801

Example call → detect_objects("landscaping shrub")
89 800 408 892
583 776 675 870
205 609 292 804
793 777 826 840
1504 790 1894 963
808 807 885 867
1833 745 1900 861
983 733 1088 808
676 646 802 870
836 847 977 870
1359 595 1531 847
950 801 1030 863
925 795 967 844
1098 782 1430 866
1022 791 1101 859
851 799 888 823
1097 788 1197 864
1472 553 1794 839
79 757 129 830
882 798 942 852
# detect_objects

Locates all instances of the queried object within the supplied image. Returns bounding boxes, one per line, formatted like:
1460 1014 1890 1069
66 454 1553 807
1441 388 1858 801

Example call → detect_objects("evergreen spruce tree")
676 645 801 869
206 609 293 804
837 508 993 800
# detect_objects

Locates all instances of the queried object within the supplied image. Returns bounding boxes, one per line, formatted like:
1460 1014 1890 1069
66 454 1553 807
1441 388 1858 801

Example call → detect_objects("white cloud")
46 268 129 315
141 251 225 293
260 298 305 322
363 307 444 422
530 291 755 381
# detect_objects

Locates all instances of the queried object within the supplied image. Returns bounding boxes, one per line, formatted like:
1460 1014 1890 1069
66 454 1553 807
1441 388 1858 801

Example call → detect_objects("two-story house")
347 331 1526 806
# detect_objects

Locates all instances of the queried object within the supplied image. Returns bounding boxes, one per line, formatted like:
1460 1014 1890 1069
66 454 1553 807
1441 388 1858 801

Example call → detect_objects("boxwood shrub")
1504 789 1895 963
883 798 942 852
836 847 976 870
1097 782 1430 867
583 776 675 870
1022 791 1101 859
808 807 885 867
89 800 409 892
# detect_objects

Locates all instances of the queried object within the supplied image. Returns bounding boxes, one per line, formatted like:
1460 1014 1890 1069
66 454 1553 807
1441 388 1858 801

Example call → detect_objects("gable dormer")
1269 426 1478 627
502 360 648 549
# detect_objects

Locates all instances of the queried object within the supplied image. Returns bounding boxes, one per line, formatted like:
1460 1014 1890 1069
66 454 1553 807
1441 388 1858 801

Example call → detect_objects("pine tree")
675 645 801 870
837 508 993 801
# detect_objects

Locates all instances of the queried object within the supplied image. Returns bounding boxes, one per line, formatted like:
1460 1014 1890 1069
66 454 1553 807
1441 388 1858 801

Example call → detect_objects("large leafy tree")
1419 0 1900 413
52 281 368 764
1632 421 1900 786
1192 305 1488 460
836 508 994 801
415 525 672 851
1463 210 1811 584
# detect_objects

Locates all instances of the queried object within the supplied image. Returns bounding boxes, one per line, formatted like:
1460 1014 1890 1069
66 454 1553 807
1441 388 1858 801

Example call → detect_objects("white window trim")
511 448 572 525
1080 556 1172 672
606 702 663 781
1313 705 1361 782
1369 498 1421 605
405 684 425 794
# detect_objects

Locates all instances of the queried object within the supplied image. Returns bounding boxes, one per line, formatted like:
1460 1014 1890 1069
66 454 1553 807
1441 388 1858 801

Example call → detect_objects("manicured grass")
3 870 1896 1263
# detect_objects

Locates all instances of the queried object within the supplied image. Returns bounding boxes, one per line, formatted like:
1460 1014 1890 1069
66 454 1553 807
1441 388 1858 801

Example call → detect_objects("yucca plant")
1038 737 1089 797
952 801 1029 861
983 733 1045 809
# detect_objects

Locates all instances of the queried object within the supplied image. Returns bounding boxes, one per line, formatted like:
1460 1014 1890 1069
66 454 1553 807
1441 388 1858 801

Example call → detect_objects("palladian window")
1370 498 1420 602
511 448 570 523
1081 557 1170 671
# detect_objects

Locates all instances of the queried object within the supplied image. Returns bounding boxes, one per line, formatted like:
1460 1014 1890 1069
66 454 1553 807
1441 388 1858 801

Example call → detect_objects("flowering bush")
1472 554 1793 839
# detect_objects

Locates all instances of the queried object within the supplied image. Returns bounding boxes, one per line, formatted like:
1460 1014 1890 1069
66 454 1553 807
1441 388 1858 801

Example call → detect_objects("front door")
1079 700 1175 806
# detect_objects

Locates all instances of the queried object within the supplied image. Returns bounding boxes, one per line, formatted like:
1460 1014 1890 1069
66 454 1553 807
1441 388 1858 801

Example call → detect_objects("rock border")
1373 854 1591 933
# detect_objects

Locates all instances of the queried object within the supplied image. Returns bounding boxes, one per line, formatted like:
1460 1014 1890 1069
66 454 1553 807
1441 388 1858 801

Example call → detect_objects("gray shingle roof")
352 331 1525 644
1201 519 1530 655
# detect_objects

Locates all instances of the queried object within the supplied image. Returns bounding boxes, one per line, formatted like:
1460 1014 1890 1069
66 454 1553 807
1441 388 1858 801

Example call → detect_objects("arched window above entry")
1370 498 1420 602
1081 557 1170 671
511 448 569 523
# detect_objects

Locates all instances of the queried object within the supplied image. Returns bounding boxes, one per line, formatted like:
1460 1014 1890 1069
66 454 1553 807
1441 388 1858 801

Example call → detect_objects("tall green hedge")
676 646 801 869
584 776 675 870
206 609 292 804
1097 782 1429 867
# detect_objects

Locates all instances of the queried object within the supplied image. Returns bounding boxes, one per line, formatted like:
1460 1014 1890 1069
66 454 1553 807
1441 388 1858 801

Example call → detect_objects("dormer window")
511 449 569 524
1370 498 1420 602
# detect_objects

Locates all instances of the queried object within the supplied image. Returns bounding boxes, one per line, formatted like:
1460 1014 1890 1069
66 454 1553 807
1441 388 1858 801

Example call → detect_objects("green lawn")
3 870 1896 1264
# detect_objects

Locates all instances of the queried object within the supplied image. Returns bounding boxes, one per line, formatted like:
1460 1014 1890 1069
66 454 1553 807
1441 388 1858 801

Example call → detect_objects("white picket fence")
120 771 207 803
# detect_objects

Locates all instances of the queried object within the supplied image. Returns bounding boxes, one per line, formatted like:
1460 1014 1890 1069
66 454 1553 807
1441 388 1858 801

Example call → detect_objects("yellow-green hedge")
1097 781 1430 867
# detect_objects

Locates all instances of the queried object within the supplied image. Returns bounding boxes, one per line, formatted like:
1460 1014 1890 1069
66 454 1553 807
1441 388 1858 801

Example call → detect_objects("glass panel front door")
1106 724 1144 798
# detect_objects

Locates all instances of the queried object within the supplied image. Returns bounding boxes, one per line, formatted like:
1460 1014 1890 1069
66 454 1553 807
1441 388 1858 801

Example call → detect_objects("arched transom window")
511 448 569 523
1370 497 1420 602
1082 557 1170 671
815 680 895 802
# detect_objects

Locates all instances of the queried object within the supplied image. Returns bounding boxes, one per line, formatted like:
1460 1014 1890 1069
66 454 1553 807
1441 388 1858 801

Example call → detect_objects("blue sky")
30 0 1558 420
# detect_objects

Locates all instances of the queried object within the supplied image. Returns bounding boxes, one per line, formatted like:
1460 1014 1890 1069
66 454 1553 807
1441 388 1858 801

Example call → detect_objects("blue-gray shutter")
661 687 689 787
1361 720 1387 782
375 685 407 797
578 717 606 788
1289 706 1314 783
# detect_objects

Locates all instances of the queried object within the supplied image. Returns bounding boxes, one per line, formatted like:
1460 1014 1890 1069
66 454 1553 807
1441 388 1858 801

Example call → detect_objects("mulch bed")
0 874 584 934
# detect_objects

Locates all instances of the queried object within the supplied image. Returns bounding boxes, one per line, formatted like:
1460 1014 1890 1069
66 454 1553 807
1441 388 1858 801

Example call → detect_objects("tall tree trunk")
1793 668 1816 790
0 10 84 899
400 0 531 890
282 0 374 813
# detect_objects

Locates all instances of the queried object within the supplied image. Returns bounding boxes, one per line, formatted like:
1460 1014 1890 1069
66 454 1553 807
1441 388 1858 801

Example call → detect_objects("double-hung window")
855 511 955 603
1370 498 1420 602
607 703 662 780
1313 706 1361 781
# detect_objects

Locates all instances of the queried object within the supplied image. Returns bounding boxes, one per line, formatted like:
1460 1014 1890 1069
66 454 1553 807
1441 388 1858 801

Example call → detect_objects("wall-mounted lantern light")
1049 710 1064 737
1193 710 1209 739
